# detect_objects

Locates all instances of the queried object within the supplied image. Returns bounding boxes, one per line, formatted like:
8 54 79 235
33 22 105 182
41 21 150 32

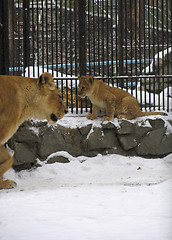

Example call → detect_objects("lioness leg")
0 145 16 189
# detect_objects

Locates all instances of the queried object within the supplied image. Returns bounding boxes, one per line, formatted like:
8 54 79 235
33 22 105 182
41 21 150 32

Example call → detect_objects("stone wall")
7 117 172 171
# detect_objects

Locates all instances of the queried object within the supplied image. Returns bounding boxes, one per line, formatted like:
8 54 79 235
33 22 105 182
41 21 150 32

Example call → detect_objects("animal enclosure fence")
0 0 172 113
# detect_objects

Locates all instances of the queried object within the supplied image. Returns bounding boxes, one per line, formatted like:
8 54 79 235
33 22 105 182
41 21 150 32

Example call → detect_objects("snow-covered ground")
1 122 172 240
1 67 172 239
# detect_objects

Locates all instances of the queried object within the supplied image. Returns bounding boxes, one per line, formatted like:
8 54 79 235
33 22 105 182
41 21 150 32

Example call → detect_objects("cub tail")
140 111 168 117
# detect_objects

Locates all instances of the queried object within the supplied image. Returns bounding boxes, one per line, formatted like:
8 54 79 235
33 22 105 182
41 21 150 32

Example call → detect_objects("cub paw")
103 116 114 121
87 114 97 120
0 179 17 189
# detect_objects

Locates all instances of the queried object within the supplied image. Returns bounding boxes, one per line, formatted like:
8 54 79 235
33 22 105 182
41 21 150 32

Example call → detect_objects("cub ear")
38 72 55 90
89 76 94 85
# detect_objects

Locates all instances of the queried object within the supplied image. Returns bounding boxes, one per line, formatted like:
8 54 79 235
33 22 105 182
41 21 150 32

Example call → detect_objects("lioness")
78 75 167 120
0 72 67 189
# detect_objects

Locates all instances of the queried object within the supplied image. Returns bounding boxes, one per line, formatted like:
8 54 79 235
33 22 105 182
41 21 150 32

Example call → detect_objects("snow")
1 131 172 240
1 65 172 239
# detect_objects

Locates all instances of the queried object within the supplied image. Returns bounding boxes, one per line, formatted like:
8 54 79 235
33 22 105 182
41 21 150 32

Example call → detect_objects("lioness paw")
87 114 97 120
0 180 17 189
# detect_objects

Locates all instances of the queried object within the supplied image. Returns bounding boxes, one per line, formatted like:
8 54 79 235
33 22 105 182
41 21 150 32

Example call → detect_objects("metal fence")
0 0 172 113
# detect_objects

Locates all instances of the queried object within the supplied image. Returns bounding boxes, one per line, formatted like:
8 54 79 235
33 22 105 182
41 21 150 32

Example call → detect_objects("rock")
136 128 167 156
148 119 165 129
87 127 117 150
47 156 70 164
118 135 138 151
116 120 135 135
79 124 92 135
38 124 82 159
13 142 37 170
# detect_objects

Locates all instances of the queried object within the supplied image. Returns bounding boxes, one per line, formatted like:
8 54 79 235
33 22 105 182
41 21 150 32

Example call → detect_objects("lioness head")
37 72 68 124
78 75 94 98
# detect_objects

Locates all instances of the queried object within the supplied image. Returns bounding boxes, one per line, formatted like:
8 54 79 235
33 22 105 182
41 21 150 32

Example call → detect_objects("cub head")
37 72 68 124
78 75 94 98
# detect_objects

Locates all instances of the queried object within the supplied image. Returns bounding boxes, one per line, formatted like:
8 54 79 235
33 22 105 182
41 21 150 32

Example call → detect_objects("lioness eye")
82 86 85 90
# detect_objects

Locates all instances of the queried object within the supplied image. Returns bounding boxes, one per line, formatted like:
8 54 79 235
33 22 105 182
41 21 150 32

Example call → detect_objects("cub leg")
87 104 99 119
103 99 115 121
117 97 141 120
0 145 16 189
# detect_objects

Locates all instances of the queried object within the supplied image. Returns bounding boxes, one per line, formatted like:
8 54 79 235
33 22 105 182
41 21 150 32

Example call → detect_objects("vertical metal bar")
125 0 128 90
37 0 39 77
118 0 124 88
78 0 86 76
106 0 109 80
45 0 48 70
32 0 35 77
60 0 63 100
148 0 151 110
51 0 53 75
102 0 105 77
12 0 15 75
139 0 142 110
98 0 100 76
17 0 20 75
153 0 155 110
115 0 118 84
110 0 113 80
161 0 165 110
70 0 73 113
143 0 146 110
65 0 67 75
166 0 169 112
0 0 9 75
64 0 68 110
135 0 137 99
42 0 44 72
88 0 91 73
55 0 58 83
157 0 160 110
93 0 96 75
23 0 30 75
74 0 78 113
130 0 133 94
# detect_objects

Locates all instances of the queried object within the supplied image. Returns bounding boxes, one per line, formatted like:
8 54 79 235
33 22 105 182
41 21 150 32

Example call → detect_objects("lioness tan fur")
0 73 67 189
78 75 167 121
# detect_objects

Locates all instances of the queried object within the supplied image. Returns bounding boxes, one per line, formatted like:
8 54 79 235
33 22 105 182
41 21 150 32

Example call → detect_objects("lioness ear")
77 75 81 79
89 76 94 85
38 72 55 90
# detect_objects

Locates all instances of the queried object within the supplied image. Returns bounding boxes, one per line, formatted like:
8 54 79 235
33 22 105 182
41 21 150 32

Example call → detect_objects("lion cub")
78 75 167 120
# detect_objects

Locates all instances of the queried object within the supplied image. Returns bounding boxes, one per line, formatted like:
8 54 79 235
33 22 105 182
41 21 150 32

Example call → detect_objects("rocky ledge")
7 116 172 171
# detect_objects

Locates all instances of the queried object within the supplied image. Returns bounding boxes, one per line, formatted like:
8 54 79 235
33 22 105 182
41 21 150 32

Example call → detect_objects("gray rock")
118 135 138 151
38 124 82 159
79 124 92 135
136 128 166 156
116 120 135 135
148 119 165 129
13 142 37 166
87 127 117 150
47 156 70 164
